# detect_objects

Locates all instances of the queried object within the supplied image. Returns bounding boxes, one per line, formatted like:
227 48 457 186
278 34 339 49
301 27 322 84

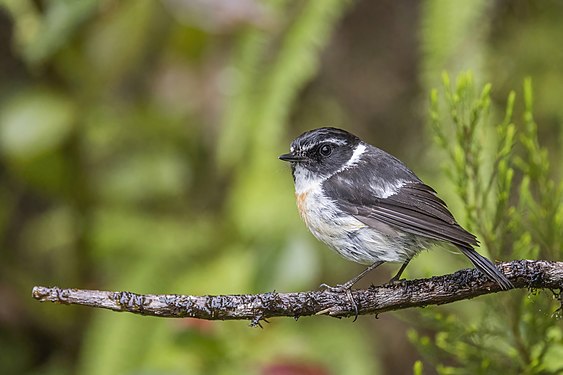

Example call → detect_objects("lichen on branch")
32 260 563 324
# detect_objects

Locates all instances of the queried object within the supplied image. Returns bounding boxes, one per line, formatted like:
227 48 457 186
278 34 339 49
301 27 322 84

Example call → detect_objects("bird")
279 127 513 296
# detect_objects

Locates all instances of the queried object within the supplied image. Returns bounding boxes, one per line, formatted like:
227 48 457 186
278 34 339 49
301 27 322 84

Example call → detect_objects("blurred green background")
0 1 561 374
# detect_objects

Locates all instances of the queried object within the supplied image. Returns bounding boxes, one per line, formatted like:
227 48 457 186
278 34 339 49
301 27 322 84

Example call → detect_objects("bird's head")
279 127 364 182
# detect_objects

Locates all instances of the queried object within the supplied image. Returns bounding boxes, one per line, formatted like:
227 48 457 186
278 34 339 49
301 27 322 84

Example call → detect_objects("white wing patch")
377 180 405 198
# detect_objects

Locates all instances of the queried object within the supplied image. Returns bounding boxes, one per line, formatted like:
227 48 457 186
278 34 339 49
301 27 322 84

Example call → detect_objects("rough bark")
32 260 563 324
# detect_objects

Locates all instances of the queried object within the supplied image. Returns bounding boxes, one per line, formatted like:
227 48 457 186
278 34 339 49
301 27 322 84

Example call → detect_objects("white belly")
291 164 425 264
296 186 419 264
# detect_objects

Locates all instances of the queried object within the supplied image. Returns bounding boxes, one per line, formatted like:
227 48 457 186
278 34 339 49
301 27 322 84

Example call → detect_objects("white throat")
293 165 325 194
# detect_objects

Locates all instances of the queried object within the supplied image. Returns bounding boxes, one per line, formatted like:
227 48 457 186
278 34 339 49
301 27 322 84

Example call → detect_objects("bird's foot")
320 282 359 321
319 281 355 293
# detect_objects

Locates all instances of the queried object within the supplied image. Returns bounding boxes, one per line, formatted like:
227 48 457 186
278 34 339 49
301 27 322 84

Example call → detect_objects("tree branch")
32 260 562 324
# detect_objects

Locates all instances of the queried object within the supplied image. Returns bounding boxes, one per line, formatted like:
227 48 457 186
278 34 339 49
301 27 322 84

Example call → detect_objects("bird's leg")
321 260 385 292
388 259 411 284
320 261 384 321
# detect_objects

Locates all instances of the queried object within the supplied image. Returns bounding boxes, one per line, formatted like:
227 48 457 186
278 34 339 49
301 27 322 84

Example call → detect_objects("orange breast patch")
296 191 309 224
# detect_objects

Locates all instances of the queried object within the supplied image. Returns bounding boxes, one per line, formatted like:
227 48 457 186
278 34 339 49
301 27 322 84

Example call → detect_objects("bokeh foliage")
410 73 562 375
0 1 561 375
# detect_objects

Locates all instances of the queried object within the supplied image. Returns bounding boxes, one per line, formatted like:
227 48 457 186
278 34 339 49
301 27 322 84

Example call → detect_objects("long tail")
457 246 513 290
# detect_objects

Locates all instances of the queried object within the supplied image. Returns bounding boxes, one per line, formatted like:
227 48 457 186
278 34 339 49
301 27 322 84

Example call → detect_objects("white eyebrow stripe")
322 138 347 145
301 138 347 151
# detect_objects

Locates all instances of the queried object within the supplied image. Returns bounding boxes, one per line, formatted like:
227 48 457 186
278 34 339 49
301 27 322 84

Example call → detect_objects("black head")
279 127 362 177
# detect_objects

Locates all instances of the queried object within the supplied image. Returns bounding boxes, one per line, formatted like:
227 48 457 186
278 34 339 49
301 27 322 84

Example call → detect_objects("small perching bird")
279 127 513 294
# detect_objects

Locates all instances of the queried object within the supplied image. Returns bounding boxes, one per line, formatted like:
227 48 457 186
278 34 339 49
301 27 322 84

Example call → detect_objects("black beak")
279 152 305 162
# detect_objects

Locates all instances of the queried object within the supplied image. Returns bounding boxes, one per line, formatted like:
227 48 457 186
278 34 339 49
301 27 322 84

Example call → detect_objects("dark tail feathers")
457 246 513 290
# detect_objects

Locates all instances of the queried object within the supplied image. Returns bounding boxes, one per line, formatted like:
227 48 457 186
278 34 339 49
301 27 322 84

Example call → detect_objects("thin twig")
32 260 562 324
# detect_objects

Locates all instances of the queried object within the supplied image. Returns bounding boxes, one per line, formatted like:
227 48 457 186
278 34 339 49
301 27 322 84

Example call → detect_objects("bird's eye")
318 144 332 157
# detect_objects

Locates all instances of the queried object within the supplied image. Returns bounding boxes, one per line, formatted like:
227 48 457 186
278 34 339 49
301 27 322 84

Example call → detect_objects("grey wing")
325 177 478 248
